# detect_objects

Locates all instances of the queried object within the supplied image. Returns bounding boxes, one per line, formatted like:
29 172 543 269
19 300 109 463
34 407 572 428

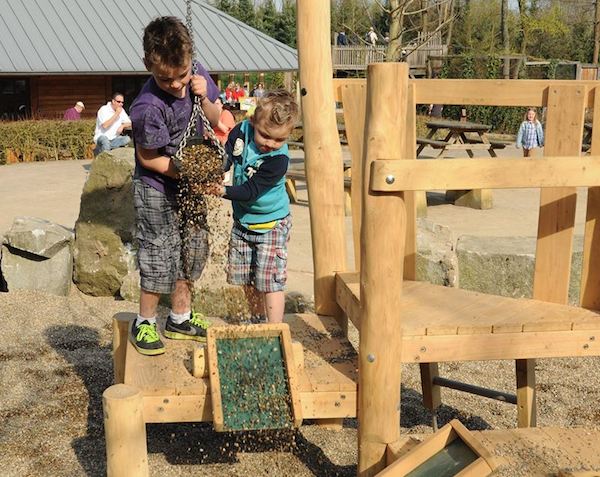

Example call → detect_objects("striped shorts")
133 179 209 294
227 215 292 293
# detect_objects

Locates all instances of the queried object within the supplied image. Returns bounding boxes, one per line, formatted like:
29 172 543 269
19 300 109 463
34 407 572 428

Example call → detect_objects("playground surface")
1 148 599 476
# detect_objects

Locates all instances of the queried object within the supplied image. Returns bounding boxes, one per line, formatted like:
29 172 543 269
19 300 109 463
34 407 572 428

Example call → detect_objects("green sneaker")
130 320 165 356
164 312 211 341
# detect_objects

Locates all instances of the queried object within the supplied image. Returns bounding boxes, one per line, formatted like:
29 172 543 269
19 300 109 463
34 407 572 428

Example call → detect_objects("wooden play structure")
102 1 600 476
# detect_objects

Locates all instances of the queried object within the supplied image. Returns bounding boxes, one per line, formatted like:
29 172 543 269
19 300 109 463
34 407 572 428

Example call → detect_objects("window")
112 76 150 112
0 78 29 120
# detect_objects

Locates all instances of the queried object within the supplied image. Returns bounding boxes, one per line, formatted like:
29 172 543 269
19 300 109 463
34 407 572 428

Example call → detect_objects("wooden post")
103 384 148 477
297 0 347 316
358 62 408 476
112 312 134 385
526 84 586 428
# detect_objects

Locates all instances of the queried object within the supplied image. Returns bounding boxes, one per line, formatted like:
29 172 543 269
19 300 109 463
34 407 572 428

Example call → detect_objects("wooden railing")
332 43 447 71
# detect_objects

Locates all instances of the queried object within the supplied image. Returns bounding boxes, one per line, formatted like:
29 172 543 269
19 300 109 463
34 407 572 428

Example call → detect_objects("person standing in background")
63 101 85 120
516 108 544 157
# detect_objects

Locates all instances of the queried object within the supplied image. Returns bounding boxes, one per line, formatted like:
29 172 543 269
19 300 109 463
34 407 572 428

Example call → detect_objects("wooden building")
0 0 297 120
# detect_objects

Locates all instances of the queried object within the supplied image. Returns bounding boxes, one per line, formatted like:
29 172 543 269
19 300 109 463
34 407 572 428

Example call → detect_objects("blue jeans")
94 135 130 156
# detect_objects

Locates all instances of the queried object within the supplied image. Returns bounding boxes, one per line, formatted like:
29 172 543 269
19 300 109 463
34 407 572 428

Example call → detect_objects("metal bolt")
158 407 164 412
335 401 341 407
301 87 307 96
584 344 590 350
163 398 169 404
420 346 427 353
340 394 346 399
590 336 596 341
385 175 395 185
367 354 375 362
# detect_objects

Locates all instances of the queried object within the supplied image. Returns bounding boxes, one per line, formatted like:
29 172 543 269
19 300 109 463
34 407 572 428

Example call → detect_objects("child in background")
516 107 544 157
211 90 299 323
213 97 236 145
128 16 221 355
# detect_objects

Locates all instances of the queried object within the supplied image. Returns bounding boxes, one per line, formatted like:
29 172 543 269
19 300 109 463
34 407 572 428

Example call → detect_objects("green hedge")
0 119 96 165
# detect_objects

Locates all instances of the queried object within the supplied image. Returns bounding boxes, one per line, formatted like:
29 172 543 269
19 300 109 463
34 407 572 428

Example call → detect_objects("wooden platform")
387 427 600 476
336 272 600 362
115 312 358 424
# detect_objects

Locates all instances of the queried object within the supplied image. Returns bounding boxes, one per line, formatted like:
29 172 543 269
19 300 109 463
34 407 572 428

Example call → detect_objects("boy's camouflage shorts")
227 215 291 293
133 179 208 294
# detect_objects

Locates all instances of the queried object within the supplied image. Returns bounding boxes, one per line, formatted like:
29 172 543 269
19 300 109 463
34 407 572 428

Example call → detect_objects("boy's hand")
190 75 208 99
205 183 225 197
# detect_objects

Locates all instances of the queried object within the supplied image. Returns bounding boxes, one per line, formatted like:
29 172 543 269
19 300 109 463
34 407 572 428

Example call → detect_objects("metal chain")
174 0 227 168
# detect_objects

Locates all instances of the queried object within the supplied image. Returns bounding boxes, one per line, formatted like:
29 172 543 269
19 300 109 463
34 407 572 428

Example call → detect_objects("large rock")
416 219 457 287
73 149 136 296
1 217 73 296
457 234 583 304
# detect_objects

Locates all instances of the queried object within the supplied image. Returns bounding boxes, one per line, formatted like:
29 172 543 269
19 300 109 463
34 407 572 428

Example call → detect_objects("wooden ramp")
114 312 357 425
387 427 600 476
336 272 600 363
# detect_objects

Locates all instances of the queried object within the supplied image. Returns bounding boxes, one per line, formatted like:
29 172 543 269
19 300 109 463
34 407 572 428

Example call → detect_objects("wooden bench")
416 137 448 149
464 137 511 149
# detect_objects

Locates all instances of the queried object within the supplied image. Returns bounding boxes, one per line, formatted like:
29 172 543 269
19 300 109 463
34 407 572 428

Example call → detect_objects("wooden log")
297 0 347 316
358 62 409 477
103 384 148 477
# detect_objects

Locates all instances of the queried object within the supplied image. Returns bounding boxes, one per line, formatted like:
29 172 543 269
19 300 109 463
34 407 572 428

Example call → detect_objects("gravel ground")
0 287 599 476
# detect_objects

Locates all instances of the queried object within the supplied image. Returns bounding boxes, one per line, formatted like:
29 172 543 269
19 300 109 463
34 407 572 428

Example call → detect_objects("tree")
237 0 257 28
272 0 297 47
258 0 278 37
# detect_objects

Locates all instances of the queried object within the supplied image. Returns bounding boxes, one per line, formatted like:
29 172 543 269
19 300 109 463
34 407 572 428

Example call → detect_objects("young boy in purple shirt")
128 16 220 355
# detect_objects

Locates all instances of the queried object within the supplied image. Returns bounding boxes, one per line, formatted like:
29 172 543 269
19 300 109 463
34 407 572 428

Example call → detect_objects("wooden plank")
533 84 586 304
516 359 537 427
370 157 600 192
401 330 600 363
451 419 497 471
581 86 600 310
300 390 357 419
341 82 367 271
112 312 134 385
386 436 425 465
403 84 418 280
335 272 361 330
377 423 456 476
333 78 600 106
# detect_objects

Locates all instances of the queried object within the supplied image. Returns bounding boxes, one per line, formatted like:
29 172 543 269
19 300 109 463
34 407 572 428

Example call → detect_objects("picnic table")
417 119 499 210
417 119 507 158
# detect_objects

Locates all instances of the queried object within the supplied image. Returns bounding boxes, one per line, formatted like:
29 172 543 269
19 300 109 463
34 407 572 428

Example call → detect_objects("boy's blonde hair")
254 89 299 128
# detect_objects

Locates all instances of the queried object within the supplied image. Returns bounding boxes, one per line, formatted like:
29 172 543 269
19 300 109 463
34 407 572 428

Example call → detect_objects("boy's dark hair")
254 89 299 127
143 16 193 68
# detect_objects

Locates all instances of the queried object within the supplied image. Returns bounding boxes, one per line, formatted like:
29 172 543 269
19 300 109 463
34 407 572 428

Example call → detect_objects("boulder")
73 149 135 296
416 218 457 287
1 217 73 296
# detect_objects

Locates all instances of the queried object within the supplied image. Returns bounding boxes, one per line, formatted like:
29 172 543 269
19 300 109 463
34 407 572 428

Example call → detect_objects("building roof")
0 0 298 75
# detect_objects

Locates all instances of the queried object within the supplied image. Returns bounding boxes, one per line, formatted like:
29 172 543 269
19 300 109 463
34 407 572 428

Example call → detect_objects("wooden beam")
297 0 347 316
358 62 408 477
401 330 600 363
341 83 367 271
142 390 357 423
333 78 600 106
581 86 600 310
370 157 600 191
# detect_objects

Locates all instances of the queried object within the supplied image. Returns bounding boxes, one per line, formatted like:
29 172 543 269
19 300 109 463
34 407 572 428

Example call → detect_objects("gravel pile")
0 288 598 476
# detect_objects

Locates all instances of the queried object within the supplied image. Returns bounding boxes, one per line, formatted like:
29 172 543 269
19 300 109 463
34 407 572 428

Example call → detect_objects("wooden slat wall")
33 75 111 119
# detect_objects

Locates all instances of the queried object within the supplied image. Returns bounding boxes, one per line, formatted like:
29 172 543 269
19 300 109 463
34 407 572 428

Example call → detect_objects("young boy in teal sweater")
212 90 299 323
